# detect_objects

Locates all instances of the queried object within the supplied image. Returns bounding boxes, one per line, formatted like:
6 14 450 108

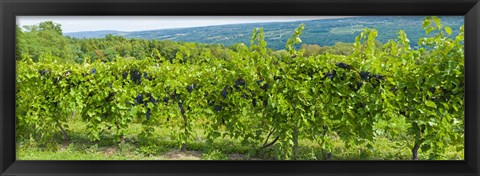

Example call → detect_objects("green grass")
16 114 464 160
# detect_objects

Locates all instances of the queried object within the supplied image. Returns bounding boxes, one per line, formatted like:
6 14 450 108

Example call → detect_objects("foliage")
16 16 464 160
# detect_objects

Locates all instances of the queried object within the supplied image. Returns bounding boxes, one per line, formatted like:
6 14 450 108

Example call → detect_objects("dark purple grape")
214 105 223 112
252 99 257 107
372 74 385 81
53 77 60 84
221 87 228 98
130 69 142 84
146 108 151 120
148 93 156 103
335 62 351 70
360 71 370 81
135 94 143 104
327 153 332 159
324 70 336 79
186 85 193 93
235 78 246 87
90 68 96 74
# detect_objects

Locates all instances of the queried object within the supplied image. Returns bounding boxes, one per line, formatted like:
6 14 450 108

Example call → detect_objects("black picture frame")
1 0 479 176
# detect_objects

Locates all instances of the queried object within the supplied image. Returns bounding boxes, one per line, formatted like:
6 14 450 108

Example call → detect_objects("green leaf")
445 26 452 35
425 101 437 108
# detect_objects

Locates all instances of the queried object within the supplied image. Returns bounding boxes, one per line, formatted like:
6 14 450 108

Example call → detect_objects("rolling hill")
65 16 464 50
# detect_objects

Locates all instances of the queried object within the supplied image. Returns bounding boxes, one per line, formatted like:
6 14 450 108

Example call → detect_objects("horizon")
17 16 355 33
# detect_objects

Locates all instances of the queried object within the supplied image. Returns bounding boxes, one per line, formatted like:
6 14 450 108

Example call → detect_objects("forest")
16 16 464 160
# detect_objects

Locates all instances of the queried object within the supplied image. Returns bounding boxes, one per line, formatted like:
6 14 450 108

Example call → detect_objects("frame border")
1 0 479 176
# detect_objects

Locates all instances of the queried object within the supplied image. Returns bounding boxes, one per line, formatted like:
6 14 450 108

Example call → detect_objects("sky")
16 16 352 33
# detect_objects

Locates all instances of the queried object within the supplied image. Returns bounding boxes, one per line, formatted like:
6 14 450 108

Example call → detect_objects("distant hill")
65 30 127 38
65 16 464 50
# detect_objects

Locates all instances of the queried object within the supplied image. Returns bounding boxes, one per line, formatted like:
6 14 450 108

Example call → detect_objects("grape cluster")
146 108 151 120
214 105 223 112
53 77 60 84
130 69 142 84
324 70 336 79
186 83 198 93
360 71 370 81
134 94 143 104
147 93 156 103
90 68 96 74
335 62 351 70
257 79 269 91
372 74 385 81
234 78 246 89
358 70 385 88
208 100 215 106
221 87 228 99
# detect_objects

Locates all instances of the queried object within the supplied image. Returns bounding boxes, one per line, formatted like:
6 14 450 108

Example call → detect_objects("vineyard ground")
16 114 464 160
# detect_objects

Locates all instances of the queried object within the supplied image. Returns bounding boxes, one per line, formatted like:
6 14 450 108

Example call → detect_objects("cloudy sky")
17 16 351 33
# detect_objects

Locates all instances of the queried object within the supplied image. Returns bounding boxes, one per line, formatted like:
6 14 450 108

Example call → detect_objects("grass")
16 114 464 160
